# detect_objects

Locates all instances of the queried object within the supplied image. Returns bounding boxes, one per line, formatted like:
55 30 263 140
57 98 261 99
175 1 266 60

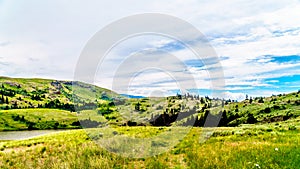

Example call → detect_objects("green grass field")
0 118 299 169
0 109 80 131
0 109 113 131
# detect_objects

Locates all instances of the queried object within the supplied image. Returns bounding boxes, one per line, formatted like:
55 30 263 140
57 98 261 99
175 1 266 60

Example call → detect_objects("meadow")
0 117 299 169
0 109 110 131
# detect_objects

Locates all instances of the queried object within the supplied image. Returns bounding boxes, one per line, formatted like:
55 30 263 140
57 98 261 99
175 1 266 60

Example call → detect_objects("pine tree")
13 101 18 109
258 97 264 103
135 102 141 111
0 94 3 103
5 97 9 104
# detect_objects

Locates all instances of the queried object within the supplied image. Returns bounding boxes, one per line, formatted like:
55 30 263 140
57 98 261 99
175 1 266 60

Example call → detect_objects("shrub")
246 113 257 124
112 131 118 135
258 97 264 103
288 125 297 130
264 107 271 113
266 128 273 132
272 105 280 110
40 147 46 153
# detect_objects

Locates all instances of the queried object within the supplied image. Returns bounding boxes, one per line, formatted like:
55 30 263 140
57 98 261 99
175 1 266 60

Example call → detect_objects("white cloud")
1 0 300 96
223 91 246 101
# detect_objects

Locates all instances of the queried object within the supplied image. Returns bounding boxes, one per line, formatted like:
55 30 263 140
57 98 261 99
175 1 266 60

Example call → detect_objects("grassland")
0 109 117 131
0 77 299 168
0 109 80 131
0 117 299 168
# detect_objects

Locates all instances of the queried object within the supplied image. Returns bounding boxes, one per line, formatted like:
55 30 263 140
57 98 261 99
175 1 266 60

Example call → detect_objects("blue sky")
0 0 300 100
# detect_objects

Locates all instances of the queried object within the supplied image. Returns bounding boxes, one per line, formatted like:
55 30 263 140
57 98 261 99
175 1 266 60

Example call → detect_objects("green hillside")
115 91 300 127
222 92 300 126
0 77 121 131
0 76 119 110
0 76 299 130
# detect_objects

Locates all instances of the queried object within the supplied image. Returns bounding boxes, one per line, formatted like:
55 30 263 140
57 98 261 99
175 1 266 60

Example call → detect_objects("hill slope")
0 77 299 129
0 77 122 130
116 91 300 127
0 76 120 110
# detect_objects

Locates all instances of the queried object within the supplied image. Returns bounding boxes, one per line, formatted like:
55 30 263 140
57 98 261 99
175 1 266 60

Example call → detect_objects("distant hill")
0 76 121 111
116 91 300 127
120 94 145 98
219 91 300 126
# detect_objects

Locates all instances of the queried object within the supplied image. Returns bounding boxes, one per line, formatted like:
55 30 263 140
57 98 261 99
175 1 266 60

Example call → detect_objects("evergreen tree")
5 97 8 104
219 109 228 126
0 94 3 103
247 113 257 124
13 101 17 109
135 102 141 111
258 97 264 103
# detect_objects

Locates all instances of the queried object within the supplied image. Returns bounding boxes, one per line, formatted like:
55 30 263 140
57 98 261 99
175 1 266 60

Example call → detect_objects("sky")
0 0 300 100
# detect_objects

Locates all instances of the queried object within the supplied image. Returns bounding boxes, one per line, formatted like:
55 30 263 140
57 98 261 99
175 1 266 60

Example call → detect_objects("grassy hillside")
0 76 299 130
0 77 126 130
116 91 300 127
222 91 300 126
0 117 299 168
0 76 120 110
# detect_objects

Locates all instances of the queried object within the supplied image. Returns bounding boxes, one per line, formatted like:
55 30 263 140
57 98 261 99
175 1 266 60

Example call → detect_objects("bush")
112 131 118 135
40 147 46 153
288 125 297 130
272 105 280 110
258 97 264 103
264 107 271 113
266 128 273 132
246 113 257 124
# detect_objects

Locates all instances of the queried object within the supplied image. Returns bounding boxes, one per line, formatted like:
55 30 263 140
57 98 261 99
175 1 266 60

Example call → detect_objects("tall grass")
0 121 299 168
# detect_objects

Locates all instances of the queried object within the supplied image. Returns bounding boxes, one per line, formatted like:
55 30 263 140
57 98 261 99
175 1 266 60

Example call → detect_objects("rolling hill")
0 76 120 110
0 76 299 131
0 77 122 130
